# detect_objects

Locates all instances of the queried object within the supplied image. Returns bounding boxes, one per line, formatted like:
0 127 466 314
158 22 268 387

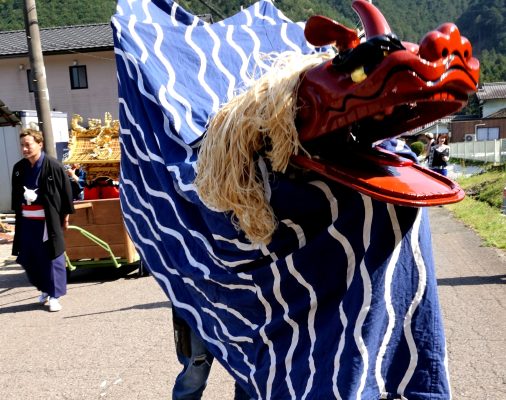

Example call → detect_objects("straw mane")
194 52 332 244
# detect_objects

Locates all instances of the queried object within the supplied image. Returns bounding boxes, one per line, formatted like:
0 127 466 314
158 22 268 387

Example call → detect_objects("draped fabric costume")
112 1 451 398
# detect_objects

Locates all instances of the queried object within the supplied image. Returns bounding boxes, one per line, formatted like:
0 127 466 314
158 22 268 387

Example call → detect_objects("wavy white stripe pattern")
354 195 374 399
374 204 403 392
114 1 451 398
398 209 427 395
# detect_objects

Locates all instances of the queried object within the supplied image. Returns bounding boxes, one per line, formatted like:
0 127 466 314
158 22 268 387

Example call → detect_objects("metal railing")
450 139 506 164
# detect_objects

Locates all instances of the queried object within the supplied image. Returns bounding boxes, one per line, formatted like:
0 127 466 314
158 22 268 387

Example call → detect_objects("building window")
476 126 499 141
26 69 35 92
69 65 88 89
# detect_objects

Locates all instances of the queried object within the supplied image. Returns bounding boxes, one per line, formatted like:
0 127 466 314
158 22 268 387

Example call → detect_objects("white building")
476 82 506 118
0 23 117 126
0 101 21 212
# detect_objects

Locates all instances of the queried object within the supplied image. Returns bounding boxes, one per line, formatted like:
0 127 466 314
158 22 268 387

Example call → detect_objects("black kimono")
11 152 75 297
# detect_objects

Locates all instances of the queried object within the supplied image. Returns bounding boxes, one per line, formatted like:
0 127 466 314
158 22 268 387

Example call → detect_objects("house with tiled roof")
0 13 212 130
449 82 506 142
0 23 117 127
476 82 506 118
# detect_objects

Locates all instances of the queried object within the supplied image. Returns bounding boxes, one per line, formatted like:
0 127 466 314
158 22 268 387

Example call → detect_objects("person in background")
11 128 75 312
66 163 86 201
429 134 450 176
418 132 435 165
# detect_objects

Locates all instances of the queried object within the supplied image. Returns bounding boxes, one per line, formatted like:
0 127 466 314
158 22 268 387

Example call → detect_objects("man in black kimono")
11 128 75 312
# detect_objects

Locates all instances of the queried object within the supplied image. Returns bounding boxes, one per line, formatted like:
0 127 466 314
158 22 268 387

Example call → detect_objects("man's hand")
63 215 70 230
66 168 79 182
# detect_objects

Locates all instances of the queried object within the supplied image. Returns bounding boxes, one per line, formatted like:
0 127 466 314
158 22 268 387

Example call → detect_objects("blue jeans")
172 309 251 400
430 167 448 176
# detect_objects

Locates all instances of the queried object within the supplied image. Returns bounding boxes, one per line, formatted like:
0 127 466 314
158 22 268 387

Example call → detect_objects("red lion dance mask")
196 0 480 244
294 0 479 207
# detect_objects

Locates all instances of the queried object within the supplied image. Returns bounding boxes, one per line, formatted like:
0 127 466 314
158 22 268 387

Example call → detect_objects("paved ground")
429 207 506 399
0 207 505 399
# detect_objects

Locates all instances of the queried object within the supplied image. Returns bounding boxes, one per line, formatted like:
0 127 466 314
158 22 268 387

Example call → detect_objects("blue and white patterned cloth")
112 1 451 398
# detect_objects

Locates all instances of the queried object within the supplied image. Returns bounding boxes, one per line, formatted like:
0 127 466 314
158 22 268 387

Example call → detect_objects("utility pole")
23 0 56 158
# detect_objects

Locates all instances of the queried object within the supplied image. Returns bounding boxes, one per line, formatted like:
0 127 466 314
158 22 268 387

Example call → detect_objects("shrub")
410 141 425 156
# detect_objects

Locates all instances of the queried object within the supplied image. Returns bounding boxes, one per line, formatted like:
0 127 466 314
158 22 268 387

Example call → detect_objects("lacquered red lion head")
292 0 479 206
196 0 480 244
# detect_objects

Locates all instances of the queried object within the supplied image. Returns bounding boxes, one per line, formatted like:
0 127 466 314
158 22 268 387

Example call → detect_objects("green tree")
0 0 503 84
479 49 506 82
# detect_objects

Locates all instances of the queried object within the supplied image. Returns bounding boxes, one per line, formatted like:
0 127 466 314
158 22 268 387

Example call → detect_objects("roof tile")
0 23 113 56
476 82 506 100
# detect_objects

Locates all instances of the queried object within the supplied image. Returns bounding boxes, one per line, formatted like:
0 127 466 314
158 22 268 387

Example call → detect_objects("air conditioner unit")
464 133 475 142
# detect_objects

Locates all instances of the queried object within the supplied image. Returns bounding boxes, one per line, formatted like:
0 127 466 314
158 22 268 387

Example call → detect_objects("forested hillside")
0 0 504 81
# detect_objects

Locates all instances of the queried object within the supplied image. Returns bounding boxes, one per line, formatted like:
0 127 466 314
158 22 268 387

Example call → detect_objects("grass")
445 163 506 249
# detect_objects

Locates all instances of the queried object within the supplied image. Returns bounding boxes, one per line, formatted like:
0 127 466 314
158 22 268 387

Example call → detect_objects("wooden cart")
63 114 140 271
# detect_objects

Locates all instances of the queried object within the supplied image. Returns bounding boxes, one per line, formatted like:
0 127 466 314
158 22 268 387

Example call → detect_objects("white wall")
0 112 72 211
0 125 22 212
482 99 506 118
0 51 118 127
18 110 69 160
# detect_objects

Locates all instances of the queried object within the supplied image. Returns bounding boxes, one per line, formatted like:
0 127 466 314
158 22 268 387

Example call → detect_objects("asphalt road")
0 206 504 399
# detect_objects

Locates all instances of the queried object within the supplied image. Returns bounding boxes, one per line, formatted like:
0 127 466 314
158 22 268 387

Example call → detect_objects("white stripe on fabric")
169 1 180 26
225 25 253 87
255 270 277 400
227 340 257 387
149 269 230 361
122 176 212 277
275 6 292 23
242 25 271 72
161 114 195 164
253 2 276 25
280 219 306 248
141 0 151 23
152 24 205 139
241 5 254 25
115 49 158 104
200 305 254 343
398 208 426 395
122 162 263 292
128 15 149 63
272 261 299 399
119 98 171 165
280 24 302 52
309 180 338 220
212 234 261 252
182 277 258 328
122 173 252 277
111 16 122 40
355 195 374 399
119 101 195 190
185 21 220 114
203 24 237 102
124 214 259 385
305 181 355 400
123 219 234 367
286 255 318 400
375 204 403 392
